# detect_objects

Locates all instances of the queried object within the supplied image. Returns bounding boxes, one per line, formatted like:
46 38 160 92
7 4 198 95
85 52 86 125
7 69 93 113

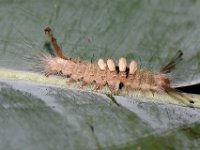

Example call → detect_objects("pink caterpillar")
41 27 194 104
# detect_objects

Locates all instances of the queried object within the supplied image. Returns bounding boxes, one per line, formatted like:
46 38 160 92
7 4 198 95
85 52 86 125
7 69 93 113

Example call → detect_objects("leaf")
1 79 200 150
0 0 200 149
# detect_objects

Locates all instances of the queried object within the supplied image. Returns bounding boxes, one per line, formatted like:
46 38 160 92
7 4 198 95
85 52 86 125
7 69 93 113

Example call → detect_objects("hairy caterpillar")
41 27 194 104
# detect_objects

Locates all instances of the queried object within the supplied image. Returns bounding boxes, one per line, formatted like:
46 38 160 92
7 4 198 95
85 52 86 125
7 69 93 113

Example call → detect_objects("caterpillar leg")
79 81 88 88
150 89 157 97
66 78 76 85
140 89 149 96
93 84 103 91
44 70 57 77
108 84 119 94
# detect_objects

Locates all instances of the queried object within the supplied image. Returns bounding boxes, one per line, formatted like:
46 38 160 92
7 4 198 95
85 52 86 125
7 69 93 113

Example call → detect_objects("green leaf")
0 0 200 149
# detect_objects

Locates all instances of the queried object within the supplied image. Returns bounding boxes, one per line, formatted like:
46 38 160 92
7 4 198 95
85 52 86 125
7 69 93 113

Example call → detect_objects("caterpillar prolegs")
42 27 194 104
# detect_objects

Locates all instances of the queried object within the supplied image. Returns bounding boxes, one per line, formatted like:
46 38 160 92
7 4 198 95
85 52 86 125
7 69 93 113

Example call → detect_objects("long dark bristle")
160 50 183 73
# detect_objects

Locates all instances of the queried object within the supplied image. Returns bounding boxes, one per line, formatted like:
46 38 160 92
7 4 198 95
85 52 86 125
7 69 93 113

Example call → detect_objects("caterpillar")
41 27 194 104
